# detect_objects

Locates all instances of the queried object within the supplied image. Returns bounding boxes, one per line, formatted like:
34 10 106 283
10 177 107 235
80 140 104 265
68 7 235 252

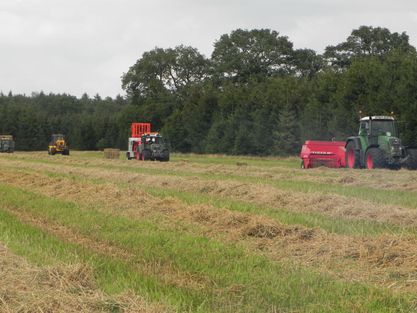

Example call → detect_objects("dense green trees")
0 93 127 151
1 25 417 155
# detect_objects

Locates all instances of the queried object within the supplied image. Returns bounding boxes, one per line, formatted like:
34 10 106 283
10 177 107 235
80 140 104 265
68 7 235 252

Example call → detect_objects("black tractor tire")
365 148 386 169
63 149 70 156
405 149 417 170
345 141 360 169
50 148 56 156
126 152 132 160
141 149 151 161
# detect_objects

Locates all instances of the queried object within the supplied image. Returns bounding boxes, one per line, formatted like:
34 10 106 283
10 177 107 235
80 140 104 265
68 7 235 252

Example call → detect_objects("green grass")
0 183 414 312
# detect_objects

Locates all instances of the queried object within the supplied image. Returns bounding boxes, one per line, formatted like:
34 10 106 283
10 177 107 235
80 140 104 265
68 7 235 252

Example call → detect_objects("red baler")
300 140 346 168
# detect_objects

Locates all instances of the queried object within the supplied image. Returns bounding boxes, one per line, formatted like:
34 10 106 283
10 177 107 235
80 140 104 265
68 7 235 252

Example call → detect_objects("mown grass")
143 187 411 237
0 183 414 312
6 153 417 210
0 162 412 238
0 163 405 237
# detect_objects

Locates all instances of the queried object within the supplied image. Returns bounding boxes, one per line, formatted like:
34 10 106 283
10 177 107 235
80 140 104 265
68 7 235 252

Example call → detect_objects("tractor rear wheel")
405 149 417 170
365 148 386 169
345 141 360 168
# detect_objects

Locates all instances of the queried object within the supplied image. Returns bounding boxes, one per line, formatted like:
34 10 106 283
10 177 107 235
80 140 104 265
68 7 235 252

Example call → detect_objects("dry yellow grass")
0 244 167 313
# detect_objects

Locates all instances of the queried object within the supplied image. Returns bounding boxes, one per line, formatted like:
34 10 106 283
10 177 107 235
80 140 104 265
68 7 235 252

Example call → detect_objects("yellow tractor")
48 134 70 155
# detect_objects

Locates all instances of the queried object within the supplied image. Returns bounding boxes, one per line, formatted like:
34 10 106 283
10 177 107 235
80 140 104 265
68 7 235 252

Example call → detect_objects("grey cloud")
0 0 416 97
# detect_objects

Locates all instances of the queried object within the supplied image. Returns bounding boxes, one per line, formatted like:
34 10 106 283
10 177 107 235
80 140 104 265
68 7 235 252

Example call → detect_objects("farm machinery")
300 115 417 169
0 135 15 153
48 134 70 155
126 123 170 161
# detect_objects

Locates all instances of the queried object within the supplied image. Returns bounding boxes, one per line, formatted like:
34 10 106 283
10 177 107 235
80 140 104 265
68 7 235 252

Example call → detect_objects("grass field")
1 151 417 312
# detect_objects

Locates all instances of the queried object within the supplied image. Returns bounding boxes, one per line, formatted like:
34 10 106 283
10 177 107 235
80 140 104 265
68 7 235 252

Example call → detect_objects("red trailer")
126 123 151 160
300 140 346 169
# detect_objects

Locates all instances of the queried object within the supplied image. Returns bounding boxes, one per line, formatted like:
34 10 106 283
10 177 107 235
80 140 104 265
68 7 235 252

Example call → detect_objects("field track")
1 151 417 312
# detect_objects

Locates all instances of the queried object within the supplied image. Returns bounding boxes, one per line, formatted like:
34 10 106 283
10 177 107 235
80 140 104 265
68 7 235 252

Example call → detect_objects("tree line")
2 25 417 154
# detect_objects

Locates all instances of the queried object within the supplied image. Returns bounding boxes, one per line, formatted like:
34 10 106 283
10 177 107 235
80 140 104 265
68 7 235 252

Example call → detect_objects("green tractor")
345 116 417 169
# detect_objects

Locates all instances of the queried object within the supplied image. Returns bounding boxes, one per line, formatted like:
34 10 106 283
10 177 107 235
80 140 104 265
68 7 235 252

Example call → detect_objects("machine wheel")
345 141 360 169
49 148 56 155
405 149 417 170
63 149 70 156
126 152 132 160
160 150 170 162
141 150 151 161
365 148 386 169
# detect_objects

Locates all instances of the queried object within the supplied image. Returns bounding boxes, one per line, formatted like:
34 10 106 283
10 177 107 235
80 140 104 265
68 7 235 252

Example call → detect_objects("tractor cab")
359 116 398 138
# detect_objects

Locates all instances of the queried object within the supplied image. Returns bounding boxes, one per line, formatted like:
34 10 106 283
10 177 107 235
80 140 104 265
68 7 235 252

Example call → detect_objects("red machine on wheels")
300 140 346 169
126 123 170 162
126 123 151 160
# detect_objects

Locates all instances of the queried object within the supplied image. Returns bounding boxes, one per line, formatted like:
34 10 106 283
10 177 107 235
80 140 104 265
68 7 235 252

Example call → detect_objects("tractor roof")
143 132 162 137
360 116 395 121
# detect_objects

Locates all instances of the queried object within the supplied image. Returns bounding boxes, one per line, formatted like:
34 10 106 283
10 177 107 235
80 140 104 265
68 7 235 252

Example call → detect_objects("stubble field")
1 151 417 312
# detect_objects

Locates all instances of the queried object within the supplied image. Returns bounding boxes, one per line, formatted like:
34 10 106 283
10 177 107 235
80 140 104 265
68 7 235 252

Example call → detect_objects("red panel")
131 123 151 138
300 140 346 168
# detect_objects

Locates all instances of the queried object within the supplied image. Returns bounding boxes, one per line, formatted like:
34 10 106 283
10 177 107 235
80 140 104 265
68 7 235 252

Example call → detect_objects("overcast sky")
1 0 416 98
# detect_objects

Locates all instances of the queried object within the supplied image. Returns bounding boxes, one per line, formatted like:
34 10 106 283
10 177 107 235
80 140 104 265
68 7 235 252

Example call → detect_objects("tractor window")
53 134 64 141
359 121 369 135
371 120 397 137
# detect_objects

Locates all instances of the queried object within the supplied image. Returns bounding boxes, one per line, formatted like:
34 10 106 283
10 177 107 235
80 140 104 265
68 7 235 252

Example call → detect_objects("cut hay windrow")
5 151 417 192
2 169 417 294
1 158 417 228
2 152 417 311
0 244 168 313
0 184 415 312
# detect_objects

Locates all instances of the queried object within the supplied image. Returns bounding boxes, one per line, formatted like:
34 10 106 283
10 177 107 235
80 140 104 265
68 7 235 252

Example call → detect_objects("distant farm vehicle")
301 116 417 170
126 123 170 162
0 135 15 153
48 134 70 155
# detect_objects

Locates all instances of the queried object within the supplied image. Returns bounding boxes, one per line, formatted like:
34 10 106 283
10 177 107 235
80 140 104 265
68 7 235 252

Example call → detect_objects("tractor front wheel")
365 148 386 169
345 141 359 169
141 150 151 161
